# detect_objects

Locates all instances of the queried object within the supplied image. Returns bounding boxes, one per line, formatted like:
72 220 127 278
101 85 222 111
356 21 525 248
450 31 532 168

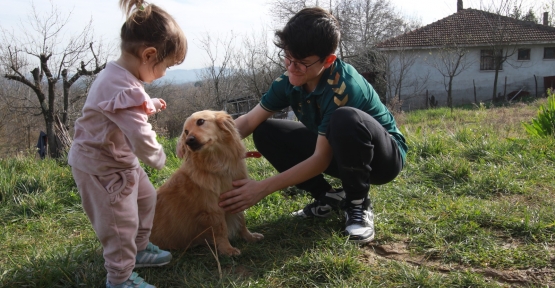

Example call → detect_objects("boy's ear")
142 47 158 63
323 54 337 68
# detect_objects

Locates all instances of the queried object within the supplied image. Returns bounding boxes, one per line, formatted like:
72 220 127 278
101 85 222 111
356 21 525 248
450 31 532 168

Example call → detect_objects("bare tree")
141 80 182 138
231 29 284 115
62 42 109 128
270 0 312 27
477 0 529 100
197 32 241 110
510 4 540 22
237 29 282 99
183 84 218 113
0 78 32 155
346 49 388 102
334 0 419 60
428 45 473 112
0 0 108 158
383 46 428 105
187 29 283 118
270 0 419 63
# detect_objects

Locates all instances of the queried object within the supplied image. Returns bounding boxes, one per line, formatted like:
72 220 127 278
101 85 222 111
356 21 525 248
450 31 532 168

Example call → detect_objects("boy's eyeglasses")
279 51 322 72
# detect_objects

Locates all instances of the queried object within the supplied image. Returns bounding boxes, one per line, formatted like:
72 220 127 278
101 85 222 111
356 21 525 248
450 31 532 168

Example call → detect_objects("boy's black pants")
252 107 403 201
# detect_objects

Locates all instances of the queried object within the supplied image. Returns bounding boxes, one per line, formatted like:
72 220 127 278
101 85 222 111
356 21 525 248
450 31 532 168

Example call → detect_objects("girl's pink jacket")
68 61 166 175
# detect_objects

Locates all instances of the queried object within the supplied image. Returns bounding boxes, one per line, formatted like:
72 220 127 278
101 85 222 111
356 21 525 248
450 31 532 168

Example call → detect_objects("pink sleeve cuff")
98 87 156 115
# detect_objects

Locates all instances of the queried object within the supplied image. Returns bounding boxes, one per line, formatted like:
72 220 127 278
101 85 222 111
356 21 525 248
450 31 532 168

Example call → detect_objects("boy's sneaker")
292 189 345 218
106 272 154 288
343 198 375 243
135 242 172 268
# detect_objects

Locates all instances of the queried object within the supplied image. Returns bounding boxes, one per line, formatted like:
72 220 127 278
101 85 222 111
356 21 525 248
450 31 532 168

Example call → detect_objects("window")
545 47 555 59
480 49 503 70
518 48 531 60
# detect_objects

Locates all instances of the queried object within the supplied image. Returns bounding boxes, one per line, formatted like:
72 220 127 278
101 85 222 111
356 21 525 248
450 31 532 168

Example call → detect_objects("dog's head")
176 110 240 159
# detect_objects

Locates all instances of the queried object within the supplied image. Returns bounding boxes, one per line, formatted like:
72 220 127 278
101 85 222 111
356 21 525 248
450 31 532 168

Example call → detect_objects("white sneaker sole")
135 261 170 268
348 234 374 244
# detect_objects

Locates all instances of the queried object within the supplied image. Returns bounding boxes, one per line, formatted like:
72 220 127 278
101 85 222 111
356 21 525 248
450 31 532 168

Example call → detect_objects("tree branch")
4 71 44 102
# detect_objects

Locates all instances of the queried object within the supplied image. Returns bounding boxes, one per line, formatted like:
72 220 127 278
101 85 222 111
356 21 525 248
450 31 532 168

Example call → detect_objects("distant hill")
161 68 204 84
69 67 208 87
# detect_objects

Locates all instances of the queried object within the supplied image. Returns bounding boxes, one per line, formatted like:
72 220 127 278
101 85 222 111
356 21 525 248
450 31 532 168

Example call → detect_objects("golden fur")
150 110 263 256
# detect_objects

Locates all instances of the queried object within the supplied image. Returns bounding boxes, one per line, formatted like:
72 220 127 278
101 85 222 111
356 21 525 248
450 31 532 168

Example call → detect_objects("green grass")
1 100 554 287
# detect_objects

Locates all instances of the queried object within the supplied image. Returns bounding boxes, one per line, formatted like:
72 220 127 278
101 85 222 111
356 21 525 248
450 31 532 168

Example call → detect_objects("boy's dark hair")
274 7 340 61
119 0 187 66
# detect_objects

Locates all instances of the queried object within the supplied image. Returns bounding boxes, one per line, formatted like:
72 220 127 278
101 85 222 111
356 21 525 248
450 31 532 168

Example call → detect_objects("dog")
150 110 263 256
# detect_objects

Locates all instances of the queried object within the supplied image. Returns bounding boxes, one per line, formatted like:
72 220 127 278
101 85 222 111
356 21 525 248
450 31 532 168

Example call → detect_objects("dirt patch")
360 241 555 287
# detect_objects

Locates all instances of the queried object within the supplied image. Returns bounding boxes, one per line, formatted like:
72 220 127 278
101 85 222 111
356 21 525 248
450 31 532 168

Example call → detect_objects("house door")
544 76 555 93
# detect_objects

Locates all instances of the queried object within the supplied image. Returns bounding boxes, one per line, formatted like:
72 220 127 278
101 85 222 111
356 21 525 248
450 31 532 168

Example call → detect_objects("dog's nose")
186 135 197 145
185 135 202 150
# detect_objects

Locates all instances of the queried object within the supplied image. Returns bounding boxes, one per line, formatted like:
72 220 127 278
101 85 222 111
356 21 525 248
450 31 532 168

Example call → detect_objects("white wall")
385 45 555 110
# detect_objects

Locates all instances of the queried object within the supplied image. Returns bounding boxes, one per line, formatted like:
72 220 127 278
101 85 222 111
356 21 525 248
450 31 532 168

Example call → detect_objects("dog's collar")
245 151 262 158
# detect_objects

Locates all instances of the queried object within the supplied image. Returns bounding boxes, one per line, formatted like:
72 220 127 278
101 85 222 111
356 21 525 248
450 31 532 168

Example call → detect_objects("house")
375 0 555 109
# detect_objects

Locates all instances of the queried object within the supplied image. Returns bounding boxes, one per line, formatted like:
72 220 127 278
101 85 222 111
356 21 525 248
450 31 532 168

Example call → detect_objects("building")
376 1 555 109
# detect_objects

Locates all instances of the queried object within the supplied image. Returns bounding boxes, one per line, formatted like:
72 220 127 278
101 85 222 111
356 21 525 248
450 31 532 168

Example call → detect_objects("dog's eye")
184 130 189 135
196 119 205 126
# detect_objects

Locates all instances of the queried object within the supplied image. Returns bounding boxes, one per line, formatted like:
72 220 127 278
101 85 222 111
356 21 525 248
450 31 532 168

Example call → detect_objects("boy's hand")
219 179 266 214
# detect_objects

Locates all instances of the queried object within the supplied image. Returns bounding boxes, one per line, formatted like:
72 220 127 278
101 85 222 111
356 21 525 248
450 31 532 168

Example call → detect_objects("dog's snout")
185 135 196 145
185 135 202 150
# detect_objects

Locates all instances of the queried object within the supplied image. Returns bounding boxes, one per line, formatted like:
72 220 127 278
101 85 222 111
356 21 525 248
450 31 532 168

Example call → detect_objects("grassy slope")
1 100 554 287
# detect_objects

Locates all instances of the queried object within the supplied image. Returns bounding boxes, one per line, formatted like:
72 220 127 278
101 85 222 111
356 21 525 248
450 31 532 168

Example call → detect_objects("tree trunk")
47 79 60 158
45 118 59 158
448 76 454 112
503 76 507 101
473 79 477 104
62 70 70 129
492 69 500 101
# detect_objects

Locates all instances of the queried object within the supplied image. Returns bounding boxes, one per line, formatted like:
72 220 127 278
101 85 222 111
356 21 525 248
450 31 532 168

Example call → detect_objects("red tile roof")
376 8 555 49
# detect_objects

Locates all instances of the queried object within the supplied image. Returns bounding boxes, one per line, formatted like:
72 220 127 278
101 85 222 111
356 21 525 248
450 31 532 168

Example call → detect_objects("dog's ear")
175 120 187 159
215 112 237 136
176 135 187 159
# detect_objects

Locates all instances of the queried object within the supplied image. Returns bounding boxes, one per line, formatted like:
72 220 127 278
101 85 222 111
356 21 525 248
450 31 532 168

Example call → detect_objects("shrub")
522 89 555 137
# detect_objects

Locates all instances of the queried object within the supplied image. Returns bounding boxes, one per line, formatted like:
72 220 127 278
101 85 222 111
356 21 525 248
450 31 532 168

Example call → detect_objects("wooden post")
534 75 538 98
473 80 477 104
503 76 507 101
425 90 429 109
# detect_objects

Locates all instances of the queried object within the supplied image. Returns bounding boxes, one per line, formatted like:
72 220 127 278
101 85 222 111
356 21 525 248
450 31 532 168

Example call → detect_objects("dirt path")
360 242 555 287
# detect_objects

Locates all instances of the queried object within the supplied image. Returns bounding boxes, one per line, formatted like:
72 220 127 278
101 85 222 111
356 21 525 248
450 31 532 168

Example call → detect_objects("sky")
1 0 483 70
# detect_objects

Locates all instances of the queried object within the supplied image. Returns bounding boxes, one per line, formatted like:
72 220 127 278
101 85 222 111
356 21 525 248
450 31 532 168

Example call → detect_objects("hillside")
161 68 204 84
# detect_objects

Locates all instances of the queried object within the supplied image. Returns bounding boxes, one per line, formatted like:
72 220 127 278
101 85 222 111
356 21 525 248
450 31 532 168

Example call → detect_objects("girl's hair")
275 7 340 61
119 0 187 66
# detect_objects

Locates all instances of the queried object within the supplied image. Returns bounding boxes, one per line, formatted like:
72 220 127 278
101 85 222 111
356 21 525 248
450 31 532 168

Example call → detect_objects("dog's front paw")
219 246 241 256
246 232 264 242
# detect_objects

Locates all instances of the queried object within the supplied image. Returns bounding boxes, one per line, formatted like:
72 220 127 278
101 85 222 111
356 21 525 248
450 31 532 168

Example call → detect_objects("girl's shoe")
135 242 172 268
106 272 154 288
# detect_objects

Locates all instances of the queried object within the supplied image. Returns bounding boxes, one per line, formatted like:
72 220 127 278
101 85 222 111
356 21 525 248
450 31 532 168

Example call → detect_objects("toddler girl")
68 0 187 287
